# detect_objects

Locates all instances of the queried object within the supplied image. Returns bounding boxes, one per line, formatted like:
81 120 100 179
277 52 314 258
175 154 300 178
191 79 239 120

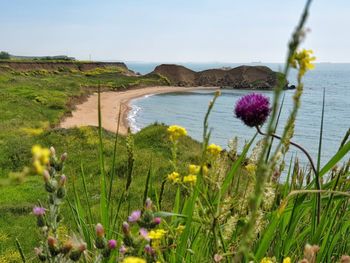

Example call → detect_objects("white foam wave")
127 103 142 133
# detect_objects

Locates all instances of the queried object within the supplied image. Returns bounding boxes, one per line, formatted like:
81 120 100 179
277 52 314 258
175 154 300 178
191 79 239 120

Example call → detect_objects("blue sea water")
126 62 350 168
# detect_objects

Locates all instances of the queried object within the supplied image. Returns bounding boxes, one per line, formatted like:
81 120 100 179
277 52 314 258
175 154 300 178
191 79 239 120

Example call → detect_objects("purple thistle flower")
107 239 117 250
139 228 150 241
128 210 141 222
144 244 155 255
153 217 161 225
234 93 271 127
33 206 45 216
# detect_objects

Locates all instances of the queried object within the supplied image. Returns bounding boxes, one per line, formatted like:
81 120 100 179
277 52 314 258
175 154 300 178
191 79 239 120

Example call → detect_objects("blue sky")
1 0 349 62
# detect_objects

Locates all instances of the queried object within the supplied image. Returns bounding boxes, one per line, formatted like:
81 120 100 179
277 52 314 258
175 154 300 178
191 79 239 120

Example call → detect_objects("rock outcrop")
151 64 287 89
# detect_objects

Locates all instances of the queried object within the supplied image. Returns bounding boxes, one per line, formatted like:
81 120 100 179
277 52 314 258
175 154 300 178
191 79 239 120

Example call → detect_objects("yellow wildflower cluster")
260 257 290 263
290 49 316 77
148 229 167 240
0 249 21 263
189 164 200 174
207 143 222 156
183 174 197 185
122 257 146 263
167 171 180 183
167 125 187 141
261 258 273 263
31 145 50 175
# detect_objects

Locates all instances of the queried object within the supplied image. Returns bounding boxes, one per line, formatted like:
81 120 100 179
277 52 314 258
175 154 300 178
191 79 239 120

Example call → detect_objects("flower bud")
45 180 57 193
122 222 130 235
61 241 73 255
50 147 56 157
153 217 161 225
144 244 154 255
95 223 104 238
341 255 350 263
95 237 106 249
119 245 127 255
34 247 47 262
43 170 50 182
61 152 68 162
57 187 66 199
145 198 152 210
47 236 59 256
59 175 66 186
214 254 223 262
33 206 46 227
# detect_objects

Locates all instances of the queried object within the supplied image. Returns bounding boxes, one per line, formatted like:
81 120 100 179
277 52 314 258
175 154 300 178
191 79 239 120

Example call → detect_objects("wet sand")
59 86 218 135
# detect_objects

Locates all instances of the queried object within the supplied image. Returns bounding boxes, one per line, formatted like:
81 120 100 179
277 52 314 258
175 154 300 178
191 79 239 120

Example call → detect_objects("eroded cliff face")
151 64 287 89
0 61 135 75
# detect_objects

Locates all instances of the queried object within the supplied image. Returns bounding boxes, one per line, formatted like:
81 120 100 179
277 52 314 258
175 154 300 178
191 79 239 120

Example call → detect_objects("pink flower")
108 239 117 249
139 228 150 241
214 254 223 262
144 244 154 255
128 210 141 222
33 206 45 216
119 245 127 254
153 217 161 225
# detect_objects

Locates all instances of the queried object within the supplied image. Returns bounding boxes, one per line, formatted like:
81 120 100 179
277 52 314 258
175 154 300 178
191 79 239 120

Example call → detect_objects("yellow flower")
245 163 256 175
33 159 44 175
283 257 291 263
290 49 316 77
167 171 180 183
32 145 50 164
207 143 222 156
189 164 200 174
183 174 197 185
202 165 209 175
167 125 187 141
189 164 208 175
122 257 146 263
260 257 273 263
148 229 167 240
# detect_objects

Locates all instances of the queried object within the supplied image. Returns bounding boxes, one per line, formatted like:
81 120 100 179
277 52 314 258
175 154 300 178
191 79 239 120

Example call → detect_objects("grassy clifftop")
0 66 190 258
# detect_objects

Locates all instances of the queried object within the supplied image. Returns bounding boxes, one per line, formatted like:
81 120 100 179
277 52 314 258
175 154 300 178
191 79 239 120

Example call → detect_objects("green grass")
0 67 181 258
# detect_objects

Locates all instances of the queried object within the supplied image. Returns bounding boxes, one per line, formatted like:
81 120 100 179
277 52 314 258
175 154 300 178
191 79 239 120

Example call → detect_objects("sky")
1 0 349 63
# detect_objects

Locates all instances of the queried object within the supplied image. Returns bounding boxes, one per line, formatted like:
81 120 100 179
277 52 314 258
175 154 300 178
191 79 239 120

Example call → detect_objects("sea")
126 62 350 169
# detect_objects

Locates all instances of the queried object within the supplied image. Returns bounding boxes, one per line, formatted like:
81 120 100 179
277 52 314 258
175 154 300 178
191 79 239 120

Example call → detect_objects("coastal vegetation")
1 1 350 263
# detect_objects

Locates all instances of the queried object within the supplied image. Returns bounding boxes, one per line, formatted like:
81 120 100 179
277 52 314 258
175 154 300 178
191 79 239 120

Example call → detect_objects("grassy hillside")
0 66 186 259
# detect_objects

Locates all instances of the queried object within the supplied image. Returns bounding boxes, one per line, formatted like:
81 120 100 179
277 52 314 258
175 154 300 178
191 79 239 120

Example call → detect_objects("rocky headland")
150 64 289 89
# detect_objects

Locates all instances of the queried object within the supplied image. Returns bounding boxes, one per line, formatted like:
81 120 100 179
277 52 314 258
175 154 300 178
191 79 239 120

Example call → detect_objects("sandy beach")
59 86 218 135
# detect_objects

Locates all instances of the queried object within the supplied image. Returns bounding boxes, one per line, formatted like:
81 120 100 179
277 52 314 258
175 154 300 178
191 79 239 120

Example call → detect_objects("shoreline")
59 86 219 135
